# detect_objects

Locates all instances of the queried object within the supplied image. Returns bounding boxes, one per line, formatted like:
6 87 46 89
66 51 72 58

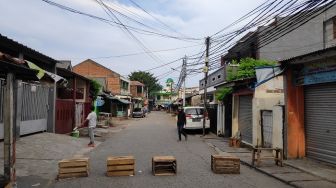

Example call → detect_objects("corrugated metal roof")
280 45 336 64
0 33 57 65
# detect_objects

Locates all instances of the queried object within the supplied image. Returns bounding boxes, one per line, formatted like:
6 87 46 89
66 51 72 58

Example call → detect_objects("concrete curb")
283 161 336 184
239 159 297 188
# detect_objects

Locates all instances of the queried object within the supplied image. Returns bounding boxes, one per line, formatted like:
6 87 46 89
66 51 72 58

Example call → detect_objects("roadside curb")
283 161 336 184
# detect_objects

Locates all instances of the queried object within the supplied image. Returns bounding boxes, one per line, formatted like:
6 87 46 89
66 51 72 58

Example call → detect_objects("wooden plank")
154 172 176 176
106 170 134 176
214 161 239 166
107 165 134 171
152 156 176 162
107 156 135 165
212 155 238 160
59 158 89 163
58 172 88 179
154 164 176 168
59 167 88 174
59 161 88 168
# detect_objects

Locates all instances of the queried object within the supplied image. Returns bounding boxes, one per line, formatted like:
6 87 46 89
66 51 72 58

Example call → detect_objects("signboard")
96 98 105 107
304 71 336 85
296 61 336 85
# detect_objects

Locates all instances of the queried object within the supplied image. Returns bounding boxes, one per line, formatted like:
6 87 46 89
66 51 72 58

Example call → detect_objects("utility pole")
4 72 16 187
202 37 210 136
183 55 187 107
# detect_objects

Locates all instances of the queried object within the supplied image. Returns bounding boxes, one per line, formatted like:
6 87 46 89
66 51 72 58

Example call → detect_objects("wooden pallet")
106 156 135 177
152 156 177 176
58 158 89 179
211 155 240 174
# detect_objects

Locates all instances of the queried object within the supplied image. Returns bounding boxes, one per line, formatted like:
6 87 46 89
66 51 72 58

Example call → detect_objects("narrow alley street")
52 112 291 188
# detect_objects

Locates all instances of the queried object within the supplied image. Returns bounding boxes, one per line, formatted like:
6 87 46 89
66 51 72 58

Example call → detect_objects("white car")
183 107 210 130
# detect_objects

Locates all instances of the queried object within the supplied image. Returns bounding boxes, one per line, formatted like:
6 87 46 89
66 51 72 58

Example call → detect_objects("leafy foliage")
128 71 163 96
217 58 276 102
90 79 102 100
215 87 233 102
227 58 276 81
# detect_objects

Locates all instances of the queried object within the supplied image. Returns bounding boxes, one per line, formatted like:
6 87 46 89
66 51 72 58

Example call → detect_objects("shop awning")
101 95 132 105
115 98 131 104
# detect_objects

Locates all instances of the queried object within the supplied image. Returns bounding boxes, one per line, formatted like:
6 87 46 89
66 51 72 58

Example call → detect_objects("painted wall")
272 105 284 149
284 69 305 158
259 5 336 61
231 95 239 137
253 76 284 147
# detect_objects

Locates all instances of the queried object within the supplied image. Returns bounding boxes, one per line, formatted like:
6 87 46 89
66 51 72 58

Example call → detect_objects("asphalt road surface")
52 111 291 188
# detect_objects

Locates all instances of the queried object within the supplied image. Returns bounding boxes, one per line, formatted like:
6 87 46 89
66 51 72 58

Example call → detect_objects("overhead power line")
41 0 201 42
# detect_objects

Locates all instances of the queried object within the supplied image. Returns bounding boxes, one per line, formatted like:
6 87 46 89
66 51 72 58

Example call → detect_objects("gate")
75 103 85 127
20 82 49 135
56 100 74 134
261 110 273 148
238 95 253 144
305 83 336 165
0 81 50 139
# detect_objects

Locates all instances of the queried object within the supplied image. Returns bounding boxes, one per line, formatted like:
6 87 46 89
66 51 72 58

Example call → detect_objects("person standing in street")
177 107 187 141
80 106 97 147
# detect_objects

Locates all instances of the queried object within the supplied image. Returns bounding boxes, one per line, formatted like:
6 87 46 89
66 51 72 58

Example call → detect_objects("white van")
183 107 210 130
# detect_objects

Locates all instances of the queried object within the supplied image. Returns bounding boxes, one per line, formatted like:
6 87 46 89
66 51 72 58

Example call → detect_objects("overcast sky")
0 0 265 87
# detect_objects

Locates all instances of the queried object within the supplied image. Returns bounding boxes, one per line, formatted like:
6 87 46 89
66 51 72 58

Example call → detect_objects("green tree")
90 79 102 100
128 71 163 96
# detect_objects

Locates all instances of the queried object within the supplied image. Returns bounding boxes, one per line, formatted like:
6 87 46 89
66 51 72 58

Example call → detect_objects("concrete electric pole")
183 55 187 107
202 37 210 136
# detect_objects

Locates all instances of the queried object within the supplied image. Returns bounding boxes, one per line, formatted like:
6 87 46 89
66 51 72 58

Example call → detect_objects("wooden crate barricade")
152 156 176 176
58 158 89 179
106 156 135 176
211 155 240 174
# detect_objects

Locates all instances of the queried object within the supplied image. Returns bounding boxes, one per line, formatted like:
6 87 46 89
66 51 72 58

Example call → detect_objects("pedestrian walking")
80 106 97 147
177 107 187 141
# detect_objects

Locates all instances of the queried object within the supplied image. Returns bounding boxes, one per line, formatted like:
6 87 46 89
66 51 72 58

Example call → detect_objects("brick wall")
73 59 121 94
130 85 144 97
107 77 120 95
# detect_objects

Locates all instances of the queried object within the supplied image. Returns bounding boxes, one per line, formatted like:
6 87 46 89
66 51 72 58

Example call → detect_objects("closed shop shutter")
305 83 336 165
239 95 253 144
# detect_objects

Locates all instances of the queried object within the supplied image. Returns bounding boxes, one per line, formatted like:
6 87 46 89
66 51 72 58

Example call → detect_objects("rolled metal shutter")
305 83 336 165
239 95 253 144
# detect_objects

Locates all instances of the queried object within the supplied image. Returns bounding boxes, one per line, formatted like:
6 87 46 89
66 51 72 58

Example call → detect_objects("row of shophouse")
0 34 147 139
201 5 336 165
73 59 147 119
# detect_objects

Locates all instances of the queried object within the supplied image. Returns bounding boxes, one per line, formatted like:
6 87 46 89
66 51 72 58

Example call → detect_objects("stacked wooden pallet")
106 156 135 176
58 158 89 179
152 156 177 176
211 155 240 174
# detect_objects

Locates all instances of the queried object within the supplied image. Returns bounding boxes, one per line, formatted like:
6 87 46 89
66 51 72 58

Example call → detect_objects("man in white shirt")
81 106 97 147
